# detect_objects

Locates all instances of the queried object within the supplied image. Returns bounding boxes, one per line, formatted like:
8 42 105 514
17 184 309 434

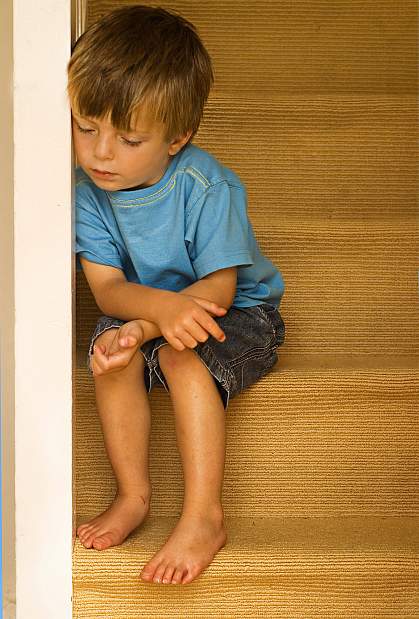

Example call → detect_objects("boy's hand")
90 320 144 376
156 293 227 351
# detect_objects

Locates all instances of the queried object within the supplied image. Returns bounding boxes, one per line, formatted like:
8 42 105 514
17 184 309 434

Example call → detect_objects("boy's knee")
157 344 197 373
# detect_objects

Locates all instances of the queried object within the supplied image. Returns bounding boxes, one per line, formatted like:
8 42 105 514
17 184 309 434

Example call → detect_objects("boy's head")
67 5 213 191
67 4 213 142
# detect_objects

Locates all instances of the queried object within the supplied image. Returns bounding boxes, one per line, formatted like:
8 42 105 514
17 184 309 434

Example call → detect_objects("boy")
68 4 285 586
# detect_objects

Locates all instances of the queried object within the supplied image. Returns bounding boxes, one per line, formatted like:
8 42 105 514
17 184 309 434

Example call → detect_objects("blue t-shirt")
75 143 285 308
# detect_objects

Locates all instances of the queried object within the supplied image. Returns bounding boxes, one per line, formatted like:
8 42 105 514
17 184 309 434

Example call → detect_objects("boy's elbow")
96 279 123 315
224 286 237 309
204 267 237 308
222 273 237 308
95 295 110 315
97 298 110 315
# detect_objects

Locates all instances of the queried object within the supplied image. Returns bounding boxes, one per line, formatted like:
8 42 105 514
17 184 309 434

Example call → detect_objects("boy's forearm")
99 281 175 322
181 276 235 309
101 270 236 322
138 318 162 343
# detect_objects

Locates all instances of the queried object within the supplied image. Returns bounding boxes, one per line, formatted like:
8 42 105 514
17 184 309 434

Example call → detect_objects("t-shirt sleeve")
185 181 254 279
75 182 124 272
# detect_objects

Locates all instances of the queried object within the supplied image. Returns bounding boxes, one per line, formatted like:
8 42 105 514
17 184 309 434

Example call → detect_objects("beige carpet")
73 1 419 616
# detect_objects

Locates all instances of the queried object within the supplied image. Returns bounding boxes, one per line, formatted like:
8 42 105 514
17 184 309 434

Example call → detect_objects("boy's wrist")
136 318 162 343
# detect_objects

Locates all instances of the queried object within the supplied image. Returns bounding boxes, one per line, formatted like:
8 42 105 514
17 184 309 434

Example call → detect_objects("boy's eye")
121 137 142 147
75 122 94 134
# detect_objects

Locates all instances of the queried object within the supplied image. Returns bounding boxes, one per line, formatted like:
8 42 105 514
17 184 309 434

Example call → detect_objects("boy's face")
71 109 190 191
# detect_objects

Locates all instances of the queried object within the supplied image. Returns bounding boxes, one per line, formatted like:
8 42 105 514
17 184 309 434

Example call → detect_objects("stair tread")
72 515 418 617
75 353 419 373
74 514 418 567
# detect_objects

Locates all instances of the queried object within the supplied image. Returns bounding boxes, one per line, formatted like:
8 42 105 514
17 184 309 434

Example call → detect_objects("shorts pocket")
256 304 286 347
238 347 279 392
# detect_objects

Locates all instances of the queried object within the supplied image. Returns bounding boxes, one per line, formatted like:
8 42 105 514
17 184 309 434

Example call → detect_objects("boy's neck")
123 183 146 191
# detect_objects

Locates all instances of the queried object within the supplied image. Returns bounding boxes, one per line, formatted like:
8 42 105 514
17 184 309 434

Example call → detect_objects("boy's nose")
93 136 114 160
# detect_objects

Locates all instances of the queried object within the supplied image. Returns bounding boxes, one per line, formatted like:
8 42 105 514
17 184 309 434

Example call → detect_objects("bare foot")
140 510 227 585
77 492 150 550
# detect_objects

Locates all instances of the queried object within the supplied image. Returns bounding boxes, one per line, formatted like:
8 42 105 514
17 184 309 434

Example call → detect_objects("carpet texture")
72 1 418 616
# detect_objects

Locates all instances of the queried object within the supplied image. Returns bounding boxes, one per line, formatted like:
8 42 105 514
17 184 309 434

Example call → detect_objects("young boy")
68 4 285 586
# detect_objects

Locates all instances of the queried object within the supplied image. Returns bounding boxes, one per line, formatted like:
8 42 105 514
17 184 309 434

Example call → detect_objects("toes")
141 555 163 582
141 563 159 582
77 524 91 538
151 563 167 584
78 518 98 531
181 566 200 585
171 567 185 584
81 532 95 548
77 522 97 540
141 561 186 585
78 528 90 543
92 534 113 550
81 526 105 548
79 526 98 546
140 570 153 582
80 535 92 547
161 565 175 584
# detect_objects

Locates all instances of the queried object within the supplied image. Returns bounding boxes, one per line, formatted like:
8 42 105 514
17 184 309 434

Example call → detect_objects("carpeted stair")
72 1 419 616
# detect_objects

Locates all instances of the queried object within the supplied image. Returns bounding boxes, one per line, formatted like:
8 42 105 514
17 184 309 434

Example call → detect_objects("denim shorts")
87 303 285 410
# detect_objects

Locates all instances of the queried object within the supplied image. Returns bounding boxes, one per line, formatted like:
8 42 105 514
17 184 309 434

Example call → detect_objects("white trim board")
1 0 73 616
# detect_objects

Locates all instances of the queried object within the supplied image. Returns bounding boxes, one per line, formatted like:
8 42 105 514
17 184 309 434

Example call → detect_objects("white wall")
0 0 73 617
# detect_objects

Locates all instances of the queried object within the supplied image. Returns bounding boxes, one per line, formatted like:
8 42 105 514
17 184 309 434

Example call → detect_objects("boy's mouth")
91 168 117 178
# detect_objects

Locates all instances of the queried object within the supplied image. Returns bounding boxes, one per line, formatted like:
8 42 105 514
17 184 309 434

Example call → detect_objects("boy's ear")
168 130 193 155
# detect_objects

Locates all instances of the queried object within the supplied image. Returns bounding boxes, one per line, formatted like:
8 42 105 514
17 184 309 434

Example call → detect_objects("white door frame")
1 0 74 616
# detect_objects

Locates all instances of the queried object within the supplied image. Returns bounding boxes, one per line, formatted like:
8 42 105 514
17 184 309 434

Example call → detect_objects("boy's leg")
140 345 227 586
77 342 153 551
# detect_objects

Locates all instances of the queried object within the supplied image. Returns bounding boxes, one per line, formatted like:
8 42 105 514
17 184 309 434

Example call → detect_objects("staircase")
72 1 419 616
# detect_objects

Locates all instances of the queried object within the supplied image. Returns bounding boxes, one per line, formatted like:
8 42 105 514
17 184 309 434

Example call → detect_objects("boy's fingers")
190 312 227 342
204 315 226 342
178 330 199 349
166 335 186 351
110 332 134 355
115 321 144 349
93 345 131 372
91 347 110 373
118 335 138 347
96 355 128 373
193 297 227 315
105 355 130 370
184 321 213 345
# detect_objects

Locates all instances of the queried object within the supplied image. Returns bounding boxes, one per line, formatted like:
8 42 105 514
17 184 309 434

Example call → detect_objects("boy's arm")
79 257 236 348
80 257 237 320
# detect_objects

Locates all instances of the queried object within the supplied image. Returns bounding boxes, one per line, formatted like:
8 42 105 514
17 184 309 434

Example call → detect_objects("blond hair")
67 4 213 140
